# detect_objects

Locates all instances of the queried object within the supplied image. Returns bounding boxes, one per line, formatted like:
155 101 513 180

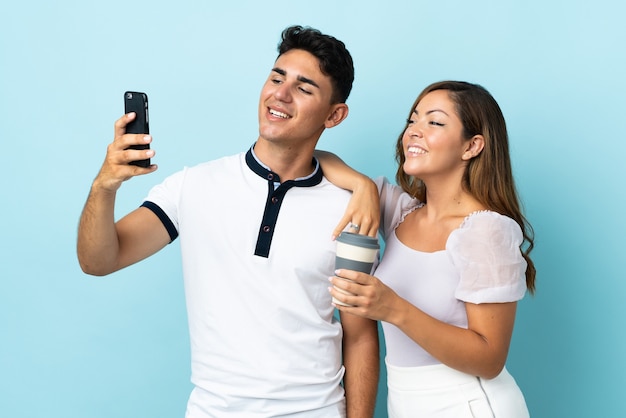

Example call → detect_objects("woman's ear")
462 135 485 160
325 103 349 128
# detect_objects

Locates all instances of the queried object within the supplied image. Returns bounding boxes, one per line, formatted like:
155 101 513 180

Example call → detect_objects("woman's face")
401 89 471 180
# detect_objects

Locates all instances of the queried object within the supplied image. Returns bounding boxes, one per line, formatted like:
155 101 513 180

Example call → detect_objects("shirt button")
262 225 271 233
271 197 279 204
267 173 274 181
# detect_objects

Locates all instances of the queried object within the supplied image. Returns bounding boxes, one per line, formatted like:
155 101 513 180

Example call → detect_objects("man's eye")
299 87 312 94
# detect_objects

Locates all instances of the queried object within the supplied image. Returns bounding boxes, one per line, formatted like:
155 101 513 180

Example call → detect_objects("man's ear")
325 103 349 128
462 135 485 160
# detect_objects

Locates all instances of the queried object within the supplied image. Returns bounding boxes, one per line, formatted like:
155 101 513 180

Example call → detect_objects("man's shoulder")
319 177 352 193
306 178 353 202
182 151 246 174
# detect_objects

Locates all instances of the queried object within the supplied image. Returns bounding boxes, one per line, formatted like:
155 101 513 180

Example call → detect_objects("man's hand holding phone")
93 112 157 193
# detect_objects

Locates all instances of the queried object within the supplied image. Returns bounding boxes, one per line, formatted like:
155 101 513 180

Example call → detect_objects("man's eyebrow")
297 75 319 89
271 67 320 89
272 67 286 76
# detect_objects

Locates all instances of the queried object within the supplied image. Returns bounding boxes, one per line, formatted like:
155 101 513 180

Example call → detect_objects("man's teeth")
407 146 426 154
269 109 290 119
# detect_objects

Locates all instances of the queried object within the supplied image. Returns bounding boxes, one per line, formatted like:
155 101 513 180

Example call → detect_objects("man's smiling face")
257 49 337 149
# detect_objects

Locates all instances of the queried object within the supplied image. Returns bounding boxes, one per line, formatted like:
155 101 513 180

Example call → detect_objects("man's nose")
273 82 292 102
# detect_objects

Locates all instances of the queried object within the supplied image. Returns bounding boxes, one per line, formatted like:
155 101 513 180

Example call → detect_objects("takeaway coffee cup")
332 232 380 306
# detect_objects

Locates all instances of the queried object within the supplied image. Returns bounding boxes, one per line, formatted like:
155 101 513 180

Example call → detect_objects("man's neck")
252 140 317 181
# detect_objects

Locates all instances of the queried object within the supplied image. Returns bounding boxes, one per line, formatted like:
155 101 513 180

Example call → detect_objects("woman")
321 81 535 417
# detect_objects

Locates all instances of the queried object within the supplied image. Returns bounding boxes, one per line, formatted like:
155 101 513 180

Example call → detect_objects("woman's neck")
422 180 484 221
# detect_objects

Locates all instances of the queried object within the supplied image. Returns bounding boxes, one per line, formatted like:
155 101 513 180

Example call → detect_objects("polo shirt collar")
245 144 325 258
245 145 323 187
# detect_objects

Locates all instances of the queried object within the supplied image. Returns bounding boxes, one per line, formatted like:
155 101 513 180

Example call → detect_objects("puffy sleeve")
448 211 527 304
373 176 422 242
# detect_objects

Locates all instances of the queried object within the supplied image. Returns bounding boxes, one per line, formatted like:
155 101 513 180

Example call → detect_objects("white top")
142 149 352 417
374 177 528 367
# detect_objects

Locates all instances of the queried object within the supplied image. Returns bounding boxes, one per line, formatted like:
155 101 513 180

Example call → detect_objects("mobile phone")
124 91 150 167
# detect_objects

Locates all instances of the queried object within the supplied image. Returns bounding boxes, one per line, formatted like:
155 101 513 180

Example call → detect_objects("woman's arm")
315 150 380 238
330 269 517 379
392 299 516 379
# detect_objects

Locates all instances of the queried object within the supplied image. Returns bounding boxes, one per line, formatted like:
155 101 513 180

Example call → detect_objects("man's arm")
77 112 169 276
340 311 379 418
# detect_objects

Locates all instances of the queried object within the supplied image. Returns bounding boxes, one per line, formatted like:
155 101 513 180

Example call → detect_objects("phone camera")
126 92 133 100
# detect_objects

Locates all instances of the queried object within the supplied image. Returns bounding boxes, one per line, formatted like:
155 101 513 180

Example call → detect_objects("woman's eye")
429 121 445 127
406 119 415 125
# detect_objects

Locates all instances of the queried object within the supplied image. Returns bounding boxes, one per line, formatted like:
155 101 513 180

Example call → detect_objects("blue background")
1 1 625 417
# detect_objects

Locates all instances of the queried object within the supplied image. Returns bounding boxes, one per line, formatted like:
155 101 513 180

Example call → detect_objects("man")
77 25 379 417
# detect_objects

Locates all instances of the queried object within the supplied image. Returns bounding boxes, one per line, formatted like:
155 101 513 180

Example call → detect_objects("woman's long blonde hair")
395 81 536 293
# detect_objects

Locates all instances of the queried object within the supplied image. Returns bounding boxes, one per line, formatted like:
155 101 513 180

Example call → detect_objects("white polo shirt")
142 148 352 417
